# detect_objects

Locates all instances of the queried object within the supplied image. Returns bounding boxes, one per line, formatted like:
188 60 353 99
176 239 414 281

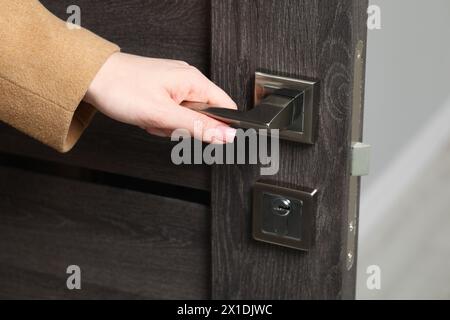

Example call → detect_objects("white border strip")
359 98 450 241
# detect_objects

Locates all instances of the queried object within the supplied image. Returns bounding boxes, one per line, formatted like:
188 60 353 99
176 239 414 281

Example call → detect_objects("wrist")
84 52 120 107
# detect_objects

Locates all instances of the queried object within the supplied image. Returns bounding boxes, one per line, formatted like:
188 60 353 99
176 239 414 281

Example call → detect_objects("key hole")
272 198 291 216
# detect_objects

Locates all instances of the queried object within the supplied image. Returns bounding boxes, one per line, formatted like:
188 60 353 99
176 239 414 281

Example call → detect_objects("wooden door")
0 0 367 299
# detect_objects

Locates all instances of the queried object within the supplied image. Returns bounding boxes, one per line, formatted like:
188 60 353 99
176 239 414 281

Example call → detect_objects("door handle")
181 72 319 144
182 88 303 131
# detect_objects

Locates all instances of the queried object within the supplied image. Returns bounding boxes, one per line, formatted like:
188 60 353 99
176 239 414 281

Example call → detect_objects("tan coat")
0 0 119 152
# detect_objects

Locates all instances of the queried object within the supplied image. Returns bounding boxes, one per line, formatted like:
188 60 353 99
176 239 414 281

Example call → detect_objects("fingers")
204 82 238 110
150 99 236 144
178 67 238 110
144 61 237 143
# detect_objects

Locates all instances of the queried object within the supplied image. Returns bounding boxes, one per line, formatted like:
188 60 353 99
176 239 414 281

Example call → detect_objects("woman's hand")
84 52 237 143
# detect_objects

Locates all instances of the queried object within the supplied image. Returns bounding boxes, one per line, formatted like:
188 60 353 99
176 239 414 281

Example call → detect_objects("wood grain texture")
41 0 211 72
0 166 210 299
210 0 368 299
0 114 210 191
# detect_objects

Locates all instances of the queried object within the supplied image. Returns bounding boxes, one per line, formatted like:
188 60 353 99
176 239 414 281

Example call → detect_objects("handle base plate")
255 72 318 144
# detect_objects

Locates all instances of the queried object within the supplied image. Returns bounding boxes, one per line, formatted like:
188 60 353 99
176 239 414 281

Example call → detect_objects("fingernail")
215 126 236 144
210 137 225 145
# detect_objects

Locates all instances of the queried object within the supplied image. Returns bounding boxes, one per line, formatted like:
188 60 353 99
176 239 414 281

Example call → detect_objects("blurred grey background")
357 0 450 299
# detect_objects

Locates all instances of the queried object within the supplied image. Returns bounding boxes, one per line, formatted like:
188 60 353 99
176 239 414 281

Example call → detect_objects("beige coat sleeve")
0 0 120 152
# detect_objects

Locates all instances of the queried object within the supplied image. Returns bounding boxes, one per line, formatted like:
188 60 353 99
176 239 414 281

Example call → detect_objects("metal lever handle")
181 88 304 131
181 72 318 144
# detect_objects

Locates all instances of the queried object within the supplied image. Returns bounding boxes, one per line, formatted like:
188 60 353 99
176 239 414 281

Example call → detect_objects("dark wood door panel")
210 0 367 299
0 115 210 190
0 166 210 299
41 0 211 72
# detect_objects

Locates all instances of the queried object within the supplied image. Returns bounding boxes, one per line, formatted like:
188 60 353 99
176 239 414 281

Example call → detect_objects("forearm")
0 0 119 152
